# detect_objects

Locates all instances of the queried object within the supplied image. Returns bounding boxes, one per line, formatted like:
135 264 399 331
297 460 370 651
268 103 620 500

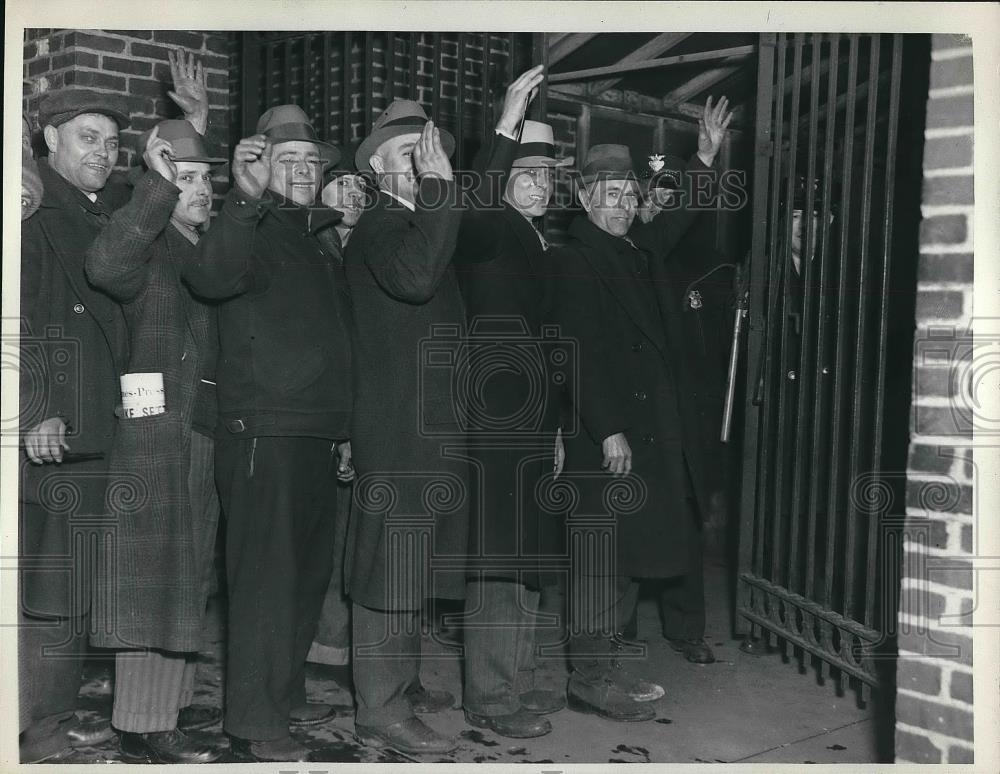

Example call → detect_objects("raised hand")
697 95 734 167
143 125 177 183
496 64 546 137
232 134 272 199
168 48 209 134
412 120 453 182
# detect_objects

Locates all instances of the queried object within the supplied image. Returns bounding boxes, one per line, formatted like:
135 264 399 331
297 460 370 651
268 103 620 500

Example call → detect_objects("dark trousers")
568 574 640 681
352 604 421 727
216 435 338 740
18 612 88 735
658 558 707 640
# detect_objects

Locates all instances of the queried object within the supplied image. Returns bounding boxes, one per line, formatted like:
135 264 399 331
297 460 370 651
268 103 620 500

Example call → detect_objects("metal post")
364 32 374 137
457 33 467 168
342 32 351 146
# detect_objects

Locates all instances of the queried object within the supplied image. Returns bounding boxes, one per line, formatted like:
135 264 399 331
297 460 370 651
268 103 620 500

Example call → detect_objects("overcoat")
343 178 469 610
19 160 129 618
84 169 218 652
453 134 565 589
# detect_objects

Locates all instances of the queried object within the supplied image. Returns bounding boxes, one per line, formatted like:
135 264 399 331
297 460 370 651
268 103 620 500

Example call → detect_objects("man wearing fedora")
84 119 228 763
342 98 468 755
547 95 733 722
18 55 211 763
183 104 353 762
451 65 578 739
317 146 371 260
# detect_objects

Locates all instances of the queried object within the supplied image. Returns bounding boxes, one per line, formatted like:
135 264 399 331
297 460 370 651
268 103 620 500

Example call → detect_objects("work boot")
520 688 566 715
354 716 457 755
119 728 222 764
566 676 655 722
464 707 552 738
230 734 313 762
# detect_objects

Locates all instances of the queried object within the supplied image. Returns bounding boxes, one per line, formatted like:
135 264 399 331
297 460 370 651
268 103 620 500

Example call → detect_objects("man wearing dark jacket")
548 96 732 722
183 105 352 763
343 99 465 756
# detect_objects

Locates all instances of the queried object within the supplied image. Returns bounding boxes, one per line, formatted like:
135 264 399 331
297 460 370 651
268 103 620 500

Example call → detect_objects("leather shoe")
668 637 716 664
230 734 314 762
119 728 222 764
354 716 457 755
21 715 116 763
289 702 338 726
65 717 117 746
177 704 222 732
610 662 664 702
465 708 552 738
405 683 455 714
566 679 655 722
520 688 566 715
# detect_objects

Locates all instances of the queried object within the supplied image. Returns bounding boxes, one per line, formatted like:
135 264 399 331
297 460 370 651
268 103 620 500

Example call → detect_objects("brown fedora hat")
579 143 640 186
512 120 573 168
355 99 455 172
140 119 227 164
255 104 341 167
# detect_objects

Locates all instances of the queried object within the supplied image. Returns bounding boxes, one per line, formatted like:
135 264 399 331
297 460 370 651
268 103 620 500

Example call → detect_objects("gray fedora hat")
356 99 455 172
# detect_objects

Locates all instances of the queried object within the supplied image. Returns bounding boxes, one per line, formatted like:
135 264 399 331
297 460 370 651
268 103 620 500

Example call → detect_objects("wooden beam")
588 32 692 95
662 58 745 107
548 33 599 66
549 45 754 84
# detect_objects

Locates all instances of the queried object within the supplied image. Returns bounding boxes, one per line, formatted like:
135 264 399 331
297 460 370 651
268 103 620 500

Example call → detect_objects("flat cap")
38 88 131 130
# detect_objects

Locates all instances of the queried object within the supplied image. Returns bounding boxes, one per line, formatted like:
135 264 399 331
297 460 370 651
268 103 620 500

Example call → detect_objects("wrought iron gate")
735 32 918 697
238 31 543 169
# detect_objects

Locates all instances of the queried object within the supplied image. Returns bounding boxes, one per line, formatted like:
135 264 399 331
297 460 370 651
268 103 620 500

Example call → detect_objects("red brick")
948 744 974 763
909 444 957 475
63 69 127 91
922 175 974 206
51 51 100 71
207 72 228 90
24 41 38 59
950 669 973 703
930 56 973 90
924 136 973 170
896 659 943 696
927 563 974 591
152 30 205 50
895 694 974 741
62 31 126 53
128 78 167 98
897 628 972 666
915 289 963 320
197 53 229 71
27 57 52 77
204 35 230 55
102 55 153 76
918 252 974 283
130 42 172 61
914 367 953 399
925 95 974 129
906 480 972 515
895 729 942 763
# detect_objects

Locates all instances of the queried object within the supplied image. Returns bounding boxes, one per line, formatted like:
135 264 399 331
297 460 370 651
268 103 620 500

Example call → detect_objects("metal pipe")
342 32 351 146
457 33 467 168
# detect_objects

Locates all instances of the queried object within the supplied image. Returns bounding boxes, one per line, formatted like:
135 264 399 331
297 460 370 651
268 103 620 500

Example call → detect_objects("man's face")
580 178 640 237
321 173 366 227
371 132 420 202
790 208 822 275
172 162 213 228
505 165 552 219
268 140 321 206
46 113 119 193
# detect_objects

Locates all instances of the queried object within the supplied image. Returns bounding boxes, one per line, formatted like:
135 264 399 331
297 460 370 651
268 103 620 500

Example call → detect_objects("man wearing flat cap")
83 119 228 763
18 67 209 763
183 104 353 763
342 98 466 755
547 95 733 722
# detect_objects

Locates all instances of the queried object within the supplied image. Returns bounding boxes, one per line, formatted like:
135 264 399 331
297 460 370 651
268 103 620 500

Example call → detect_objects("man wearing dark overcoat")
182 105 353 763
84 118 227 763
343 99 466 755
547 96 732 722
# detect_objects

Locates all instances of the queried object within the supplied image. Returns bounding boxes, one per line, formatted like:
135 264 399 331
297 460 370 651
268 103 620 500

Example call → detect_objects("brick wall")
894 32 975 765
23 29 232 200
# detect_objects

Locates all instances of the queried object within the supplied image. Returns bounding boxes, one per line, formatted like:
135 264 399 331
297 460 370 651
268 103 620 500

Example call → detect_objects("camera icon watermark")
418 316 577 439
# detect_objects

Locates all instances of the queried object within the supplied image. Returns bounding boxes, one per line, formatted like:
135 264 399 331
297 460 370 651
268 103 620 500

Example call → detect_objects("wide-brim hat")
256 104 341 168
579 143 641 186
139 119 227 164
511 120 573 168
38 88 130 130
356 99 455 172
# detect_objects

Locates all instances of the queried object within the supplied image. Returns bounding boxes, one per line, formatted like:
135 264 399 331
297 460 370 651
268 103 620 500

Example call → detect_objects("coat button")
634 390 647 401
631 342 643 352
73 303 85 314
643 433 655 444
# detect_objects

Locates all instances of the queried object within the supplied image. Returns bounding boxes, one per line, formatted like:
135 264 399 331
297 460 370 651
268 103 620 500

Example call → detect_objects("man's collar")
381 187 416 212
36 157 116 215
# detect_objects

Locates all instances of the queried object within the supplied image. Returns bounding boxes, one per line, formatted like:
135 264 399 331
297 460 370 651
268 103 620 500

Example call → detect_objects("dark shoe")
65 717 117 747
405 683 455 714
668 637 716 664
21 715 116 762
354 716 457 755
566 679 655 722
230 734 313 762
119 728 222 764
520 688 566 715
177 704 222 732
465 708 552 739
288 702 338 727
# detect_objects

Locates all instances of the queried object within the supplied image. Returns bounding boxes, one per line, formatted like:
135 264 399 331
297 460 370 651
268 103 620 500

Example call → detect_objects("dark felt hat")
255 104 340 167
356 99 455 172
579 143 640 186
642 153 686 192
139 119 227 164
38 88 130 130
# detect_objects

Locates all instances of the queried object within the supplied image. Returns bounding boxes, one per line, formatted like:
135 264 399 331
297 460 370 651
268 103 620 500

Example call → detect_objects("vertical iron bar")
788 33 823 594
735 31 777 635
457 33 467 169
753 33 787 580
410 32 419 101
805 32 841 603
284 39 293 105
364 32 374 137
303 35 311 114
241 33 261 137
843 35 881 621
824 34 860 611
386 32 396 103
341 32 351 146
482 33 491 141
506 33 515 86
771 33 805 589
431 33 442 123
532 32 549 122
264 41 274 109
322 35 332 140
864 34 903 629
